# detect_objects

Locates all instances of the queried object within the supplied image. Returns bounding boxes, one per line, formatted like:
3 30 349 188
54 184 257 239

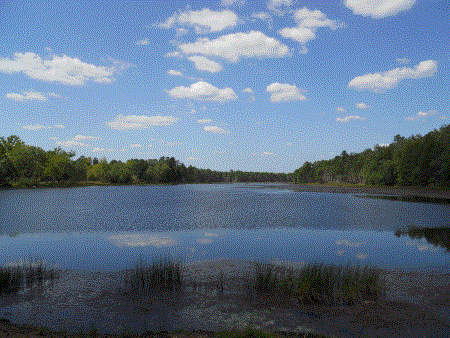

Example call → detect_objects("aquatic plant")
246 262 384 306
0 258 57 295
124 255 183 294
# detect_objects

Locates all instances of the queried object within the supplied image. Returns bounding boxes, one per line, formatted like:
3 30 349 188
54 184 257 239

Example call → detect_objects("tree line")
293 124 450 188
0 135 292 187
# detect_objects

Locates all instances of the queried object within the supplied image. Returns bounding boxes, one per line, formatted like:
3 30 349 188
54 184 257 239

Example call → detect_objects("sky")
0 0 448 173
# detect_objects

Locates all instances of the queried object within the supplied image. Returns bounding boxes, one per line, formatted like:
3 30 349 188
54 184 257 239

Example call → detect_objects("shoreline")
277 183 450 200
3 181 450 200
0 259 449 337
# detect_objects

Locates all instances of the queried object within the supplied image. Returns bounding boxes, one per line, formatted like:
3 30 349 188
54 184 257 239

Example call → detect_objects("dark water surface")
1 183 449 272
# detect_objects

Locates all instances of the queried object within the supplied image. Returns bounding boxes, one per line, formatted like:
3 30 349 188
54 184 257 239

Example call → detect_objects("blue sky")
0 0 448 173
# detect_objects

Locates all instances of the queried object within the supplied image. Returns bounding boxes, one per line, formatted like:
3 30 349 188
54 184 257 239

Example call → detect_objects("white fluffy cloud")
22 124 65 130
356 102 370 109
6 91 49 101
262 151 274 156
136 38 150 46
0 52 116 85
266 82 306 102
336 115 366 122
278 8 344 47
405 110 438 121
168 69 183 76
188 56 223 73
204 126 229 134
345 0 416 19
159 9 238 34
268 0 292 7
107 115 179 130
179 31 289 62
72 135 101 141
197 119 213 124
348 60 438 92
167 81 237 102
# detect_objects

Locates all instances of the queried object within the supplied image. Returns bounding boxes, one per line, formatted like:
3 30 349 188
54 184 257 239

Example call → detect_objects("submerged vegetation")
293 124 450 188
0 258 57 295
246 262 384 306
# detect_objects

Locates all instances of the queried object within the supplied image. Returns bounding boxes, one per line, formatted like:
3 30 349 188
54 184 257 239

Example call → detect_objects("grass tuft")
0 258 58 295
124 255 183 294
247 262 384 306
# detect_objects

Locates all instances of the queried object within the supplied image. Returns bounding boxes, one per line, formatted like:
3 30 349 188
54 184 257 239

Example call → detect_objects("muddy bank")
0 260 449 337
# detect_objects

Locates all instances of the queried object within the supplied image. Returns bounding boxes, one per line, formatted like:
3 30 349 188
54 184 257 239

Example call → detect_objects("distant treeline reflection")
394 226 450 252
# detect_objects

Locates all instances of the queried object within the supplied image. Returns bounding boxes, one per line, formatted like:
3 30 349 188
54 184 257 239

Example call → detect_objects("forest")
2 124 450 189
0 135 291 187
293 124 450 188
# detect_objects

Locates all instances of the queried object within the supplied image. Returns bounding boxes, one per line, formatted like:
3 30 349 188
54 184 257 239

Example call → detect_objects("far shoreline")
2 181 450 200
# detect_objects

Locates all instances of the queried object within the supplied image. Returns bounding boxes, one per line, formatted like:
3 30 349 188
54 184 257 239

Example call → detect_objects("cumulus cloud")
158 9 238 34
168 69 183 76
345 0 416 19
72 135 101 141
204 126 229 134
107 115 179 130
405 110 438 121
0 52 117 85
22 124 65 130
278 8 344 49
348 60 438 93
337 106 346 112
179 31 289 62
130 144 142 148
336 115 366 122
243 87 255 101
356 102 370 109
268 0 292 7
251 12 271 21
188 56 223 73
197 119 213 124
262 151 274 156
167 81 237 102
136 38 150 45
6 91 49 101
221 0 245 6
266 82 306 102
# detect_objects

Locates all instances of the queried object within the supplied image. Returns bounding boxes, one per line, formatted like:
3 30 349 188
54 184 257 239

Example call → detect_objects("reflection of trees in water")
394 226 450 252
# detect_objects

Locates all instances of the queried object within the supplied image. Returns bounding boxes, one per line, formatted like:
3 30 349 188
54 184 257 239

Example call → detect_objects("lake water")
1 183 449 272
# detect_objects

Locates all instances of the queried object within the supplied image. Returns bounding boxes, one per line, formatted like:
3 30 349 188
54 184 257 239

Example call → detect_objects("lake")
1 183 449 272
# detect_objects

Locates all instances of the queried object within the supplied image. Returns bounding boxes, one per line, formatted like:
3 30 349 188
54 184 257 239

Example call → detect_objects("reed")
247 262 384 306
124 255 183 294
0 258 57 295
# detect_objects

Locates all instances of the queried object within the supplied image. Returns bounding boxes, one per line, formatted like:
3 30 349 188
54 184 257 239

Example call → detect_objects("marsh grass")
246 262 385 306
0 258 58 295
124 255 183 295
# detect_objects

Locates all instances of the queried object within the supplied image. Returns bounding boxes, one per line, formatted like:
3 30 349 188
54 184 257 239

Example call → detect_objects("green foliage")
293 124 450 188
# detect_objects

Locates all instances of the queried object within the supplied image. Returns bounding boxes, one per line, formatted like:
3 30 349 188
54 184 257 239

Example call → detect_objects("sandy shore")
0 259 449 337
